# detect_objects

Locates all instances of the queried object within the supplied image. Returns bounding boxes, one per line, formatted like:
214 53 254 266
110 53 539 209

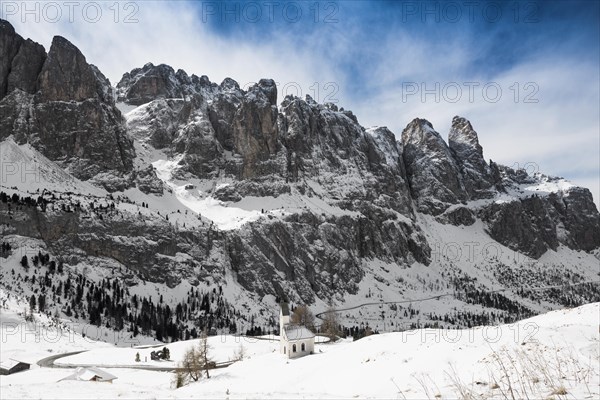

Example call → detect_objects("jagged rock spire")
448 116 495 199
401 118 466 214
37 36 100 102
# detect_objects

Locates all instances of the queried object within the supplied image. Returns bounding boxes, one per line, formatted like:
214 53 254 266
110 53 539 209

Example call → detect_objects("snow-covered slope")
1 290 598 399
0 138 104 196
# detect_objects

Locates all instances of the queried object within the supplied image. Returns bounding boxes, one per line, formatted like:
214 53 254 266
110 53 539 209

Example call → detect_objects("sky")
2 0 599 205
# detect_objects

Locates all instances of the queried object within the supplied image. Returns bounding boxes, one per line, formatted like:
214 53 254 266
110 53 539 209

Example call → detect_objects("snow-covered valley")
1 290 598 399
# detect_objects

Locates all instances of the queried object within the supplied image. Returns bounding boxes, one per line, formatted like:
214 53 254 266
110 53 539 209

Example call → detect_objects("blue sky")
3 0 599 204
200 1 599 77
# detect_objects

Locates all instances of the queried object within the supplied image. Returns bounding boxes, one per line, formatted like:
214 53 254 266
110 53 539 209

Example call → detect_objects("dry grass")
413 341 598 399
444 363 476 400
550 386 568 396
482 342 598 399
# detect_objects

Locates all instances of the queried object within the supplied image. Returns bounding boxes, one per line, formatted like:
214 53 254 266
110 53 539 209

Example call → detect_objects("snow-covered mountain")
0 19 599 340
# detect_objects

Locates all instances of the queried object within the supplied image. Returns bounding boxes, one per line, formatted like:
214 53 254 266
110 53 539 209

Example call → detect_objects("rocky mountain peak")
449 116 483 160
117 62 181 105
448 116 495 199
0 19 46 99
0 19 24 99
304 94 318 105
365 126 406 173
7 39 46 95
193 74 212 87
0 18 13 31
49 35 73 49
451 115 474 131
219 77 241 92
117 63 246 106
367 126 395 143
401 118 466 214
0 21 141 191
403 117 436 136
36 35 100 102
255 78 277 106
175 68 191 84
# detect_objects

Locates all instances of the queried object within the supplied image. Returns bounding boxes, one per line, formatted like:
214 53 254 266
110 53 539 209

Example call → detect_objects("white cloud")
4 2 342 99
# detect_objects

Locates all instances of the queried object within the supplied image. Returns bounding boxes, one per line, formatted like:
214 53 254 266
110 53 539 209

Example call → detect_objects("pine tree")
29 295 36 312
38 294 46 312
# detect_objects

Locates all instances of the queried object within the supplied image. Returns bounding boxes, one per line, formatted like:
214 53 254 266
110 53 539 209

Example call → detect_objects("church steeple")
279 302 290 336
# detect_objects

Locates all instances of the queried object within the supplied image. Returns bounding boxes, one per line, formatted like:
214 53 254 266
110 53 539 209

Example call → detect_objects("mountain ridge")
1 19 598 339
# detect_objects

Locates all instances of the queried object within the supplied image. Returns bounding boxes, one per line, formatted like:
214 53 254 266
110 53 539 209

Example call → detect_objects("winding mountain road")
37 351 232 372
315 280 600 320
37 351 86 368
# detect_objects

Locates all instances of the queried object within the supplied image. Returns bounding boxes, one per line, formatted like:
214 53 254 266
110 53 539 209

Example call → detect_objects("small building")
279 302 315 359
0 359 30 375
59 367 117 383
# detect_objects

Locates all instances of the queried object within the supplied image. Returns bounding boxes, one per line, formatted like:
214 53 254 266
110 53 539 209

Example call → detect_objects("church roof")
284 324 315 341
280 302 290 316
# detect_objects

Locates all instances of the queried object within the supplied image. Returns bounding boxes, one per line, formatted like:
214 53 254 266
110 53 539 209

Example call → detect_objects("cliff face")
1 19 599 318
479 181 600 258
0 21 162 192
401 118 466 215
448 116 496 199
116 59 600 261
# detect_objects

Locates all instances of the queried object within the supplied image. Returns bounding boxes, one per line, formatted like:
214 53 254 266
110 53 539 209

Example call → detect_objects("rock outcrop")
552 187 600 251
0 19 155 191
478 180 600 258
0 199 203 287
37 36 100 102
118 58 600 261
448 116 496 199
0 20 22 99
480 197 559 258
7 39 46 95
116 62 218 105
401 118 466 215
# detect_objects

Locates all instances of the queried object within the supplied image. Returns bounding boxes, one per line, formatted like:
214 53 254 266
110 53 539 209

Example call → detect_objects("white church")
279 302 315 359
